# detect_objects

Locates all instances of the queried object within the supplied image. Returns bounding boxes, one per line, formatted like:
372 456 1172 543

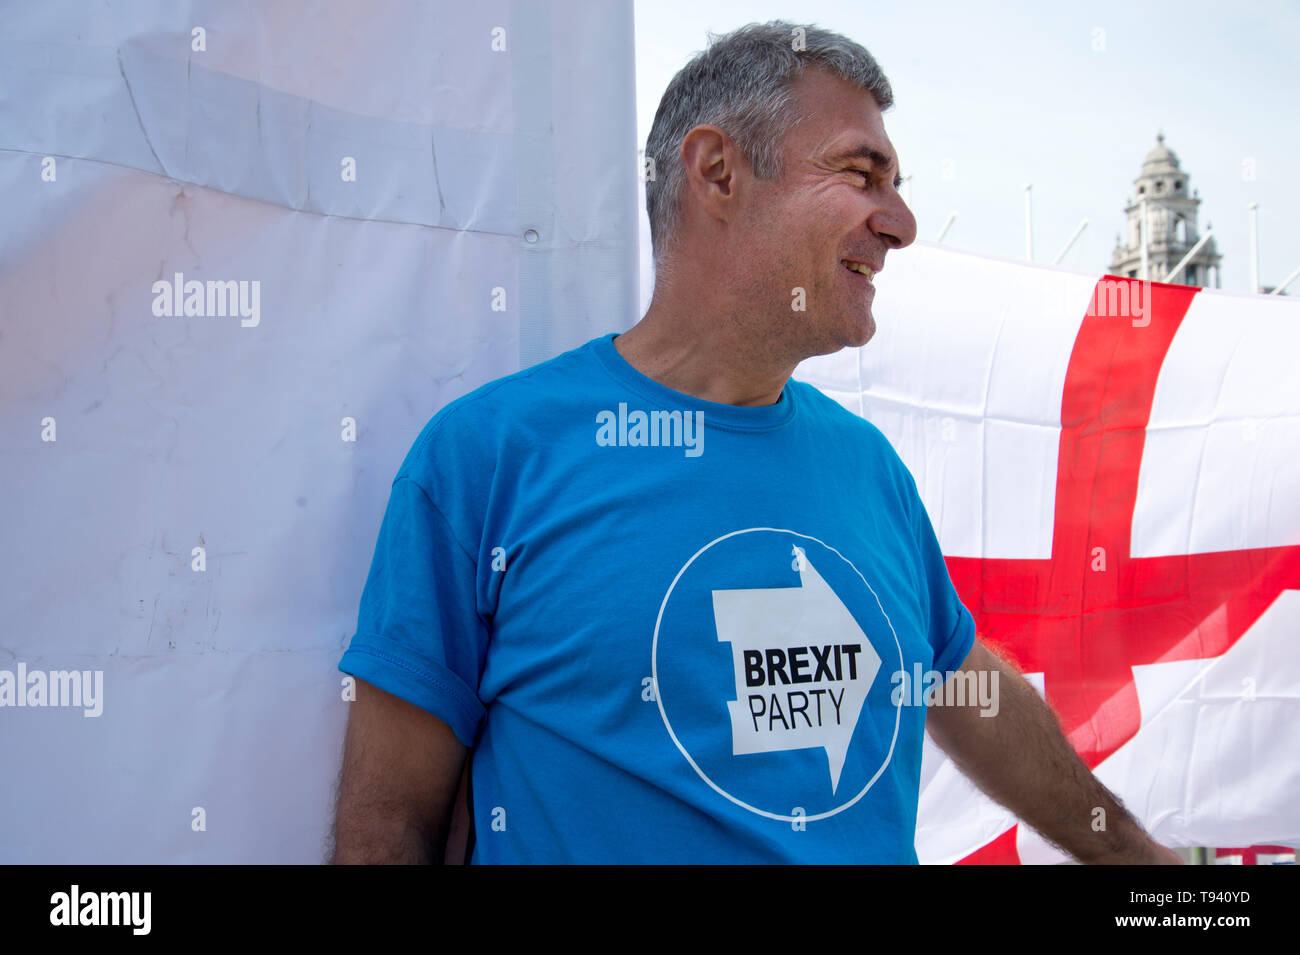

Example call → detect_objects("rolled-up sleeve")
339 476 488 747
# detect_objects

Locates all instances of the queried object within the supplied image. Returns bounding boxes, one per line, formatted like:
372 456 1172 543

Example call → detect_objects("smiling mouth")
840 259 876 281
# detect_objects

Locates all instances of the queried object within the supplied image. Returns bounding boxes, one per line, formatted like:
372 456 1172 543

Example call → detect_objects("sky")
632 0 1299 310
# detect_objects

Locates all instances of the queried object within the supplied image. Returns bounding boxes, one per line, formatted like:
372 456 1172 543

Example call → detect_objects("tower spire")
1108 133 1221 288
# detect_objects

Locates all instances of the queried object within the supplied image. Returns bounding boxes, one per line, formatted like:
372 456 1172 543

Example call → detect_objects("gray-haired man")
331 20 1180 864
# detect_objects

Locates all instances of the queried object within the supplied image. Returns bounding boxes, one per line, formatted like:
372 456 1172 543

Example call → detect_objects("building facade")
1110 133 1222 288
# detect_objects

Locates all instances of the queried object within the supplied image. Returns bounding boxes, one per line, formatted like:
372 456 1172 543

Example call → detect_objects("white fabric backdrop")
0 0 638 863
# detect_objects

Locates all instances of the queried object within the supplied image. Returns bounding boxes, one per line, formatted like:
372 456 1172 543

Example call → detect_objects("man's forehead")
787 69 899 173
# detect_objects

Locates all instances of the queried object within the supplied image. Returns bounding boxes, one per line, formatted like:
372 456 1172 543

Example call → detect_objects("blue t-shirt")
339 332 975 863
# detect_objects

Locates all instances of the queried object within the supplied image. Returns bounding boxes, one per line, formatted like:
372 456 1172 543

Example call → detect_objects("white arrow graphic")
713 547 881 794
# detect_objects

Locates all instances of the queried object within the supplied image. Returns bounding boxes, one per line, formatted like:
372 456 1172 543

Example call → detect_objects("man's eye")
851 169 872 186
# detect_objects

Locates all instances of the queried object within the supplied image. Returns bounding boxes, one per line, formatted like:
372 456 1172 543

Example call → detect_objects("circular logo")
652 527 904 821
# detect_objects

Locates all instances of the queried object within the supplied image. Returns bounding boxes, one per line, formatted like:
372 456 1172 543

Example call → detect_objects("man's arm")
925 638 1181 864
329 677 468 864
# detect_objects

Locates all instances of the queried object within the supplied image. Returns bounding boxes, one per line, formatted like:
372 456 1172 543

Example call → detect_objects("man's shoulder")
396 334 609 482
788 376 921 504
444 335 606 424
788 376 897 451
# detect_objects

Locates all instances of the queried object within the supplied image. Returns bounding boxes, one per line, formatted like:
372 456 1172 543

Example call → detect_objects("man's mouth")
841 259 876 281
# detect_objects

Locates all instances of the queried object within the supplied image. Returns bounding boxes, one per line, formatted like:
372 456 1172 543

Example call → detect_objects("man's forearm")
327 679 467 865
329 815 439 864
927 640 1180 864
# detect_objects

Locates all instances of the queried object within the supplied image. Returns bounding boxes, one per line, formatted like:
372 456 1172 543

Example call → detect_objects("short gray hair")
644 21 894 266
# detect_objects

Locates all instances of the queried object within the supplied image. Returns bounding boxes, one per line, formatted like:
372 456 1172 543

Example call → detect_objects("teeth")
841 260 875 279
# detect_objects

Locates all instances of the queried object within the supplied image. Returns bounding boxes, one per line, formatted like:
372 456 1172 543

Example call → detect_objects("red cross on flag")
797 242 1300 864
1215 845 1296 865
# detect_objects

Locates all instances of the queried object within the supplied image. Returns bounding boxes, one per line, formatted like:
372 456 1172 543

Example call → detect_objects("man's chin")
842 312 876 350
798 311 877 359
795 319 878 361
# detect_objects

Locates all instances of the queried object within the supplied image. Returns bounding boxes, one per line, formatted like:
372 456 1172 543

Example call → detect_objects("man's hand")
329 677 468 864
925 638 1181 865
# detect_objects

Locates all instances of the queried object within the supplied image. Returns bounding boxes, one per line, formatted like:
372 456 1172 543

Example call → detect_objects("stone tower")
1109 133 1221 287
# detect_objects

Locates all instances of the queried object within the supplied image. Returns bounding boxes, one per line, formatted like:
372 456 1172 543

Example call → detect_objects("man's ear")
679 124 742 224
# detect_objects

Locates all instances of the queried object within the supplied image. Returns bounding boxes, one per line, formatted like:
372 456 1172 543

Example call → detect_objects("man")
330 20 1180 864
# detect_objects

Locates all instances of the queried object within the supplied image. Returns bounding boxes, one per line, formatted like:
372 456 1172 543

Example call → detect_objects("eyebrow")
827 144 903 189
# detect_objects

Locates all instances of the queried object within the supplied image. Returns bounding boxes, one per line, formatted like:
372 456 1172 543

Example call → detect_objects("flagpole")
935 211 957 243
1248 203 1260 293
1024 184 1033 261
1163 231 1214 284
1051 219 1088 266
1270 263 1300 295
1139 197 1150 280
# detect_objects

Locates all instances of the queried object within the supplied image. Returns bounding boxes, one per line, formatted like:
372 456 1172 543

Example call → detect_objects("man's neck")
613 297 797 407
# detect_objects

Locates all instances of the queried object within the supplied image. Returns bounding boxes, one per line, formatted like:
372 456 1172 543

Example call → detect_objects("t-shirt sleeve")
338 475 488 747
911 490 977 676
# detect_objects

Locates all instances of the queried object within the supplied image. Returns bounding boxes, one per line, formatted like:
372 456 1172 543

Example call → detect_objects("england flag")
797 241 1300 863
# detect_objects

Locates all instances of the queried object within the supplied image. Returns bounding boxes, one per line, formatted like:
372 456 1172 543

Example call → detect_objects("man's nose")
872 190 918 251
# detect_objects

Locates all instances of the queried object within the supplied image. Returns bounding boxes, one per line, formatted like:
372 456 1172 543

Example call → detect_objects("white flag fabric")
0 0 637 863
797 241 1300 863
